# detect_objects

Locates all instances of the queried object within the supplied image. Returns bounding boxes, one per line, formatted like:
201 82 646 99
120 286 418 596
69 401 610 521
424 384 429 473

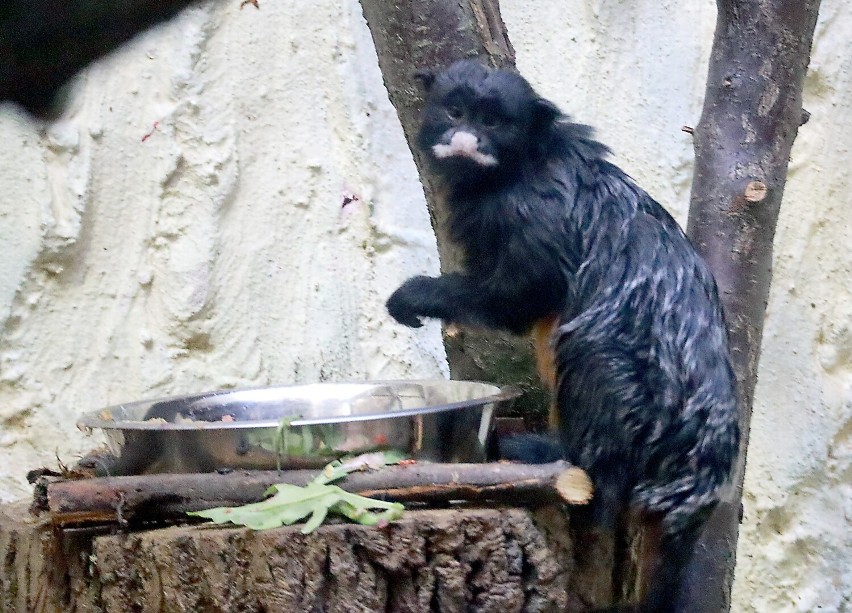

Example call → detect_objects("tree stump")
0 502 614 612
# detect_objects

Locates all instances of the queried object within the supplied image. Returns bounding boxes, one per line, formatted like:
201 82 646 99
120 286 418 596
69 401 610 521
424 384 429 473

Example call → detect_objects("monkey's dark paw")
386 276 437 328
387 303 424 328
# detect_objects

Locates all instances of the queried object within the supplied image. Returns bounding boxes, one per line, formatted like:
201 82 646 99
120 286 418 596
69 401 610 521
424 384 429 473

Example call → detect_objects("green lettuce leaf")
189 451 406 533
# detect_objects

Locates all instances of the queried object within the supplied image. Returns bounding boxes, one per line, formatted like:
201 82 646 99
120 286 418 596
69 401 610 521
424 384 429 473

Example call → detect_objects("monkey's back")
442 122 739 535
550 152 740 534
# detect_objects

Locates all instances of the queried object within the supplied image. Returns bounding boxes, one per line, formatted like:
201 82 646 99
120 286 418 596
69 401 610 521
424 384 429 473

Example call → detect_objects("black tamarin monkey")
386 60 740 613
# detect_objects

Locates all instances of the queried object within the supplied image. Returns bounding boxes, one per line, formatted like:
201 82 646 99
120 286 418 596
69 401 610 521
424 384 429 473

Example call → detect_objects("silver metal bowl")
76 380 521 475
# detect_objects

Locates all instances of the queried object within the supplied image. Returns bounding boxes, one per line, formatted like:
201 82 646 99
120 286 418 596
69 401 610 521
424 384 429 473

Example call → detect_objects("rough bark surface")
0 503 616 613
685 0 821 610
358 0 551 421
0 503 52 612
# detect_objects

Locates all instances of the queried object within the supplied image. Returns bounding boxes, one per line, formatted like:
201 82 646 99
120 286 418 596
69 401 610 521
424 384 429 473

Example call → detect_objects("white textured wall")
0 0 448 499
0 0 849 610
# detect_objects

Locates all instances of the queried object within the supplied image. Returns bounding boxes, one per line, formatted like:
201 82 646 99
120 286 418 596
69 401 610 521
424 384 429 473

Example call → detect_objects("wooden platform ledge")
0 461 618 612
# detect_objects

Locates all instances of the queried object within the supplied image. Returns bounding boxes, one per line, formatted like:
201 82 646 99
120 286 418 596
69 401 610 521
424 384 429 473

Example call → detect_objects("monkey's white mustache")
432 131 498 167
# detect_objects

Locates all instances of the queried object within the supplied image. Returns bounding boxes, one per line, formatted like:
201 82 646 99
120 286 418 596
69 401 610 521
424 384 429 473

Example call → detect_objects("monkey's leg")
531 314 559 390
531 313 562 424
497 432 564 463
493 314 564 464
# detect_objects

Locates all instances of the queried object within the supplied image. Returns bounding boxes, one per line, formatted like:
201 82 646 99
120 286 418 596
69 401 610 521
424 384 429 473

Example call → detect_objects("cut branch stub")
743 181 768 203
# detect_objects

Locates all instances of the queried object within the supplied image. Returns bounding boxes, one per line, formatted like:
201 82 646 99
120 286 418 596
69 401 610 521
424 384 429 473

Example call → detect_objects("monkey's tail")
597 511 710 613
639 515 708 613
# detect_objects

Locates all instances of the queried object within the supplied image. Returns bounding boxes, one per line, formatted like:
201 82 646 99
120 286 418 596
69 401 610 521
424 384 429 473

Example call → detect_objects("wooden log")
0 502 617 612
44 461 593 527
0 502 62 612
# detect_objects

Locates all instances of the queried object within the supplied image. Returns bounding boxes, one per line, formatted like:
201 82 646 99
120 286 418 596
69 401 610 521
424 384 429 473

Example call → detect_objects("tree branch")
41 461 592 527
685 0 821 609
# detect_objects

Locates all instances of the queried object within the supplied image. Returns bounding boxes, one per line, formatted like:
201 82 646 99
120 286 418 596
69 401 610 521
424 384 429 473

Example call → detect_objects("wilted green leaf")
316 450 406 485
332 494 405 527
189 451 407 533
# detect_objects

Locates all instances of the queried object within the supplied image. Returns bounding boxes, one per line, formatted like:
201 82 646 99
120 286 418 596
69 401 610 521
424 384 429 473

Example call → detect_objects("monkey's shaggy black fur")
386 60 739 612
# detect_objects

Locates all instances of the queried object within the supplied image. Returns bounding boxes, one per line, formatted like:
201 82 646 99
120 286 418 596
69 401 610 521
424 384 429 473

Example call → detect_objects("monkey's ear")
414 69 437 92
532 98 560 127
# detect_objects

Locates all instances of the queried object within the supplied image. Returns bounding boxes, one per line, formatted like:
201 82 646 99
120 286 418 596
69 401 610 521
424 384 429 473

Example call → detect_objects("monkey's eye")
479 113 502 129
446 106 464 120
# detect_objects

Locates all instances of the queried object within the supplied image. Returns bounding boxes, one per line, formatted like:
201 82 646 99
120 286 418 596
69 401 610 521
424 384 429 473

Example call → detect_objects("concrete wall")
0 0 449 495
0 0 848 610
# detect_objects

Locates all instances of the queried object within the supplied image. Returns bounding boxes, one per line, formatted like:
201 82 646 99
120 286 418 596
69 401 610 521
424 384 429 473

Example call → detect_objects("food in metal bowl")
76 380 520 475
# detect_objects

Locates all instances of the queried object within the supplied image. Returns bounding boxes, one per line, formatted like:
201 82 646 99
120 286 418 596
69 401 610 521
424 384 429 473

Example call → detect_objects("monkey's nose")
448 131 479 154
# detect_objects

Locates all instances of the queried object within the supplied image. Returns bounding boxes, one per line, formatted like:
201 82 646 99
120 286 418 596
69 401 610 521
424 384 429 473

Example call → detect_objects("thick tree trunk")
358 0 552 421
685 0 821 610
0 501 617 612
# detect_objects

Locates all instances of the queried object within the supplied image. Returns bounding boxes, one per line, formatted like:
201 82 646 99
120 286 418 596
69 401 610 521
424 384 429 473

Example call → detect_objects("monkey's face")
416 60 559 181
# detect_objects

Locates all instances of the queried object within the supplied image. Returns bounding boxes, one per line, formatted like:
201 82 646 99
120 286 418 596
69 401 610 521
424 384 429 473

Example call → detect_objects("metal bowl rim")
76 380 522 431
